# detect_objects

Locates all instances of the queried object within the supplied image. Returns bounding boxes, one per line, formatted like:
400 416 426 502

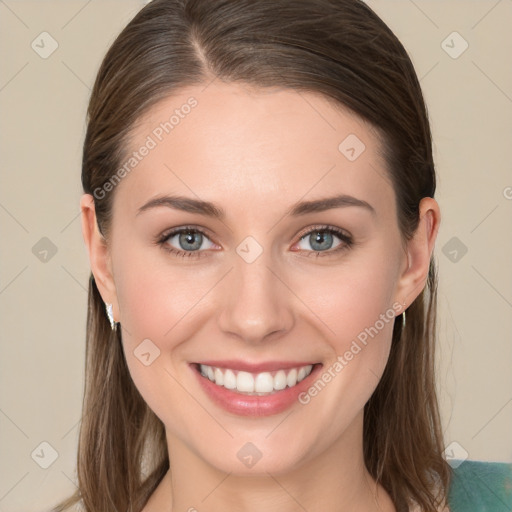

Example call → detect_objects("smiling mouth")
194 363 317 396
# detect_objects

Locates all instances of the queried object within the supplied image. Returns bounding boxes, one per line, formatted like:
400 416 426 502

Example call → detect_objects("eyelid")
157 225 219 251
158 224 212 240
290 224 353 257
294 223 352 242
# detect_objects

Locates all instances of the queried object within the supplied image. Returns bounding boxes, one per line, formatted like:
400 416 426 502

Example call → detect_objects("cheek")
113 255 204 430
111 249 221 417
288 246 401 404
114 246 211 344
285 260 399 440
292 249 399 350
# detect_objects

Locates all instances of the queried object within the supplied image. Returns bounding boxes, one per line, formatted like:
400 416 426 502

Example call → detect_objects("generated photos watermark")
298 301 403 405
93 96 198 200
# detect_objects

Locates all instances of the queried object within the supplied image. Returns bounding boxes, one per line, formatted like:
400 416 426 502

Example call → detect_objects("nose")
217 249 295 344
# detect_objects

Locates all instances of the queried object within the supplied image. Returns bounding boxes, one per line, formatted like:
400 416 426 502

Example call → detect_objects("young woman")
51 1 511 511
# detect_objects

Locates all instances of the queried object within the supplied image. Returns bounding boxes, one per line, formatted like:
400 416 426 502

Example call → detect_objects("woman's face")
87 82 434 475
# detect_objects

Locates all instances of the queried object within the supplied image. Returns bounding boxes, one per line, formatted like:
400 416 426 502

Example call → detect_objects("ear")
394 197 441 310
80 194 118 320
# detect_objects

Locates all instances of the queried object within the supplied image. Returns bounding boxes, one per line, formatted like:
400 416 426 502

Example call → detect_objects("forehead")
114 82 394 219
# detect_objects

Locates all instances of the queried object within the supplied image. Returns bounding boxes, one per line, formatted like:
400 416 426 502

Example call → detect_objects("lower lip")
192 364 322 417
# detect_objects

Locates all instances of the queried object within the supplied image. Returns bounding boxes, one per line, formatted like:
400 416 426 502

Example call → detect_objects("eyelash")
155 224 354 259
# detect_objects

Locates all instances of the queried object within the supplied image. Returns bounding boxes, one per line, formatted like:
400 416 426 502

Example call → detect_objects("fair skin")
81 82 440 512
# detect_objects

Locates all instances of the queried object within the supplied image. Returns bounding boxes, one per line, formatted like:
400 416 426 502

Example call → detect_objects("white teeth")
223 369 236 390
286 368 297 388
237 371 254 392
274 370 287 391
198 363 315 395
214 367 224 386
255 372 274 393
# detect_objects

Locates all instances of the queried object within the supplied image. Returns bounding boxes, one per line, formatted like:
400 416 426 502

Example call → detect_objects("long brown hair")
53 0 452 510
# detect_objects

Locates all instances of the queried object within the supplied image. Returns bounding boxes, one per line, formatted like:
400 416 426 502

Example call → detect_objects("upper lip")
193 360 319 373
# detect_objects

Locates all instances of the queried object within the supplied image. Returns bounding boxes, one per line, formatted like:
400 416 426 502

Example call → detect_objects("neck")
146 412 395 512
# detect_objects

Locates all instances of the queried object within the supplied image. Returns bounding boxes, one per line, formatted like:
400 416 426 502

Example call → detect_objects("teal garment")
447 459 512 511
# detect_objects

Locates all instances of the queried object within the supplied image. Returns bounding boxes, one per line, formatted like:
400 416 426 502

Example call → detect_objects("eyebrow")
136 193 376 219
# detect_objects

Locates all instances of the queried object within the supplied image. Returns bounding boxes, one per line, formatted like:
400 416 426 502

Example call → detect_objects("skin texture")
81 81 440 512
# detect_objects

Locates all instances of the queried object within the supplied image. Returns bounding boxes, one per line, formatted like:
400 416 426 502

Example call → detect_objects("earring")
105 302 117 331
401 300 407 329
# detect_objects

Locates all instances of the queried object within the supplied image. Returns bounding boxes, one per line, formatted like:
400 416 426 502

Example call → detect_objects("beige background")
0 0 511 510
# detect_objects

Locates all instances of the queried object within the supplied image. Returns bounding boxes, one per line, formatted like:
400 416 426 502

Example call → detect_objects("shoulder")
447 459 512 512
